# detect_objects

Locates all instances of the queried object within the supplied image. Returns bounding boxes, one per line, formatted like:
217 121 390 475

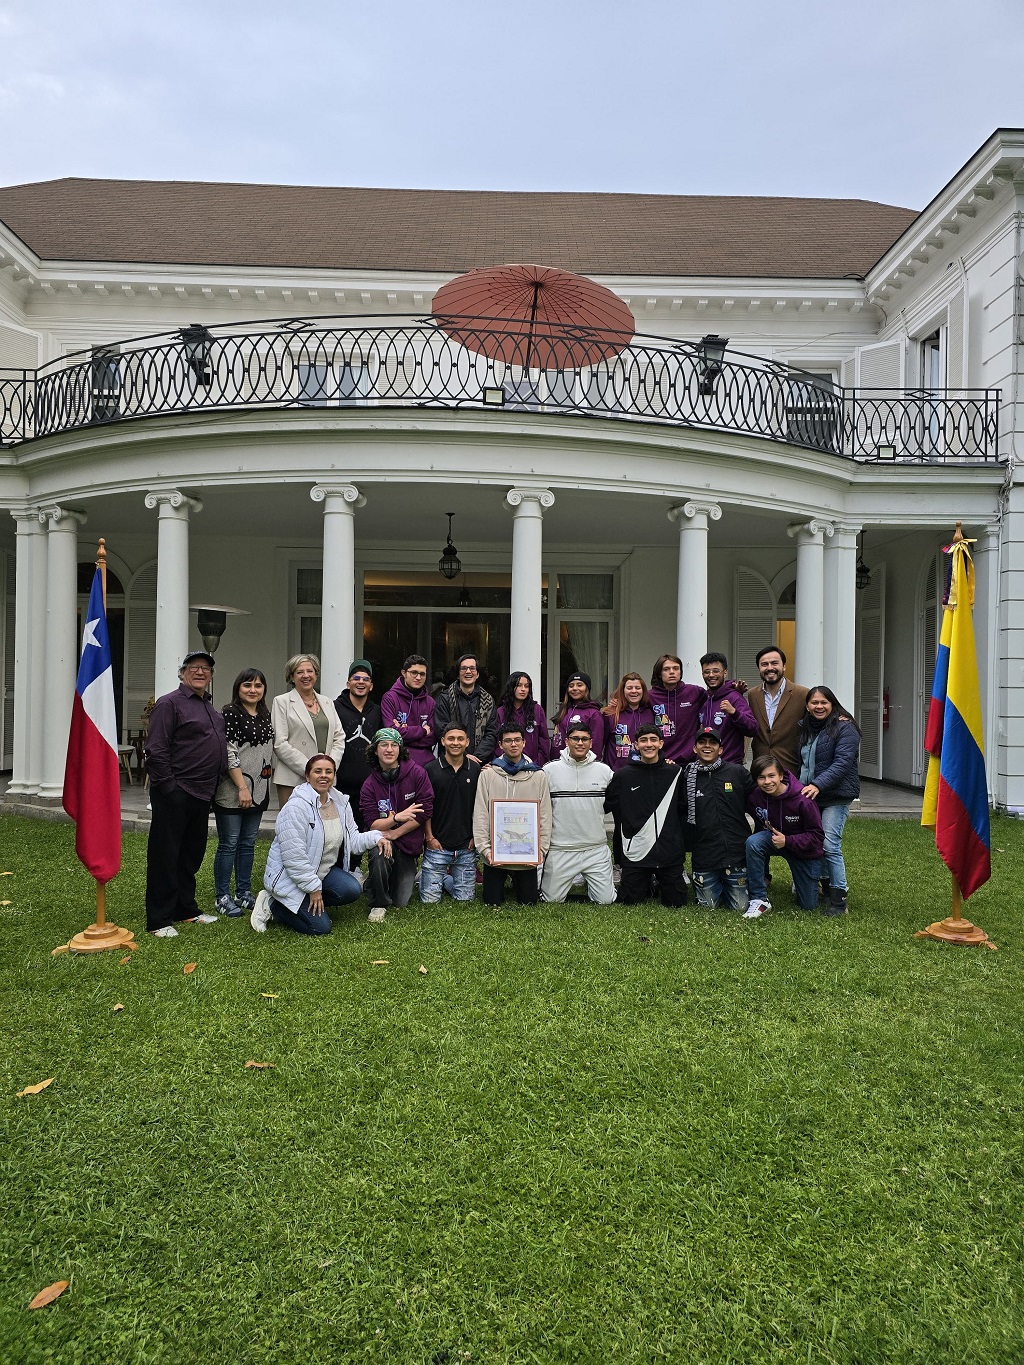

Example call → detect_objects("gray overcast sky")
2 0 1022 209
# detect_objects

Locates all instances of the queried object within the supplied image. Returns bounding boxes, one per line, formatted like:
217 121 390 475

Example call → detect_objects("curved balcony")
0 315 1001 462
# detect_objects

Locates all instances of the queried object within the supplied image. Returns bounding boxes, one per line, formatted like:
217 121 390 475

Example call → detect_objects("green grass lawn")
1 814 1022 1364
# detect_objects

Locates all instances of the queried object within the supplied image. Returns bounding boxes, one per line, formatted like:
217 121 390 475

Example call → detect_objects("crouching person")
422 724 480 902
604 724 688 906
682 726 754 910
541 722 616 904
474 724 552 907
360 728 433 923
743 754 824 919
251 754 389 935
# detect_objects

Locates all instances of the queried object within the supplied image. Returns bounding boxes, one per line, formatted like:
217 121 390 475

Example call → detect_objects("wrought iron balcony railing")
0 316 1001 462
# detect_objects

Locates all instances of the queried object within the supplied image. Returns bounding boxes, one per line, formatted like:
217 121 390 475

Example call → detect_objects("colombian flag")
921 535 990 899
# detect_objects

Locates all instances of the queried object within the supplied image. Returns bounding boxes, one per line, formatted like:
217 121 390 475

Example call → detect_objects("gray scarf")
686 757 722 824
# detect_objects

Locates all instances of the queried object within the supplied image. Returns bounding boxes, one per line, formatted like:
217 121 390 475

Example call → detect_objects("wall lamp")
180 324 214 386
856 532 872 591
697 334 729 396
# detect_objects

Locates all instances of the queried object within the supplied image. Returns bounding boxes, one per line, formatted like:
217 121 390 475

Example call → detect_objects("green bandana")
372 727 403 747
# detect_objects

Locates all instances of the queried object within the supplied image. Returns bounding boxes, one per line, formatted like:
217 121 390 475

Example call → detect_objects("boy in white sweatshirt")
541 723 616 904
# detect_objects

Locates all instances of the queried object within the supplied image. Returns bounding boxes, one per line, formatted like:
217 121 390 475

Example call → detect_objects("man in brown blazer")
747 645 809 778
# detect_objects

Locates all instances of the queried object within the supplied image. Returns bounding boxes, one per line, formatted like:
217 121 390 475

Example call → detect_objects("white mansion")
1 130 1022 810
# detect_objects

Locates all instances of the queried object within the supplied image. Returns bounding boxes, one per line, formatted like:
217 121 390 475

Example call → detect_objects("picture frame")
490 798 542 866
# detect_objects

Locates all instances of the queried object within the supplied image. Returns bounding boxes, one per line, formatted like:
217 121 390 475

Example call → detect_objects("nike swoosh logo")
630 786 640 791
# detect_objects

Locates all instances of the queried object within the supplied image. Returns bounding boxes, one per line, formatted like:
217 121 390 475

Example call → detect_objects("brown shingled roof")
0 177 919 279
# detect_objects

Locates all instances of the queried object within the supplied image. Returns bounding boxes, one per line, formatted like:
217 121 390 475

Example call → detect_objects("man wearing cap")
681 726 754 911
433 653 498 764
144 651 228 937
333 660 382 868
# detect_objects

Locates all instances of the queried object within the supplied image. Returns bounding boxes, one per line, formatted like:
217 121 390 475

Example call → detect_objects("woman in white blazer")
272 652 345 806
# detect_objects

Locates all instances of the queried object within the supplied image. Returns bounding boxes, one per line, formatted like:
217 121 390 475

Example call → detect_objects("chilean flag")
62 568 122 884
921 538 990 900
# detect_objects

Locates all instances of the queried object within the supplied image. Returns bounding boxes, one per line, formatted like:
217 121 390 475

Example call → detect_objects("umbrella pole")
915 872 994 946
524 280 541 376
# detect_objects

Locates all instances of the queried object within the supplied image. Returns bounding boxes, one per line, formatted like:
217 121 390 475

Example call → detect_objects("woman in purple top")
495 671 550 765
601 672 655 771
648 653 704 764
550 671 606 759
379 654 436 768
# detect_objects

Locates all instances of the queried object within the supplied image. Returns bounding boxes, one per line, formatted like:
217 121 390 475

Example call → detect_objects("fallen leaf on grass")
0 871 13 876
51 945 70 956
182 962 197 975
371 960 390 966
112 1003 124 1013
244 1061 275 1069
119 955 132 965
16 1079 54 1098
28 1280 68 1310
418 965 428 975
0 900 11 906
260 992 279 999
124 941 140 951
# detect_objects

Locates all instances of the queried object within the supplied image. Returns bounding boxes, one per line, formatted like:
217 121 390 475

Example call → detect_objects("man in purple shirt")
145 651 228 937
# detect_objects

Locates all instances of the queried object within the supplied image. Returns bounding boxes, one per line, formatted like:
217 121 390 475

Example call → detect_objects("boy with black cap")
681 725 754 910
333 659 381 868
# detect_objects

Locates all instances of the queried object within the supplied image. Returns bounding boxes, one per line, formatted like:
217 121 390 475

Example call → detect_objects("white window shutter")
125 562 157 726
733 567 776 684
856 339 905 389
857 565 886 779
2 551 14 767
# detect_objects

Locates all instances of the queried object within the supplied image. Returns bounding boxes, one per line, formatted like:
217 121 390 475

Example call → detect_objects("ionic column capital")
311 483 366 510
787 518 834 543
39 505 87 529
10 507 44 528
506 487 555 512
145 489 203 516
668 499 722 525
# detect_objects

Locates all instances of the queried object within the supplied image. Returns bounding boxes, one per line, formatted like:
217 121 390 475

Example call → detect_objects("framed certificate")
490 799 542 866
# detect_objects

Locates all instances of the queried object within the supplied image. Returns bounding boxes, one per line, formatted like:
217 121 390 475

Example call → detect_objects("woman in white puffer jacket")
251 754 390 936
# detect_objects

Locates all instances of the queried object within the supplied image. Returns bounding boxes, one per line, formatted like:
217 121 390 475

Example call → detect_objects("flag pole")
64 538 136 954
916 522 994 948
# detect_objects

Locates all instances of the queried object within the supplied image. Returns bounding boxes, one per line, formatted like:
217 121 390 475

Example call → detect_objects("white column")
145 490 202 699
974 523 1001 803
668 499 722 682
38 505 87 801
311 483 365 697
787 518 833 686
7 510 43 795
506 487 555 686
27 514 48 794
823 521 860 708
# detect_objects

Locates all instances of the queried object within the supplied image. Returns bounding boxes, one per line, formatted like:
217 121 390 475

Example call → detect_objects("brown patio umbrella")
431 263 635 371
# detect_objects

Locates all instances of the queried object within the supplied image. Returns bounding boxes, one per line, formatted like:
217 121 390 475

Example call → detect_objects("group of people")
142 643 861 938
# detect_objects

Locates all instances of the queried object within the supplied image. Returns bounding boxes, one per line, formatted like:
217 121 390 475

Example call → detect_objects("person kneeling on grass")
682 726 754 911
473 724 552 907
422 723 480 902
743 755 823 919
359 728 433 923
604 723 689 907
251 755 390 936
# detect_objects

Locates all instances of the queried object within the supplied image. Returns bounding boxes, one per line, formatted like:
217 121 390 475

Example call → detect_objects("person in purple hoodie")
359 727 433 922
380 655 435 769
550 672 606 759
743 754 824 918
601 672 655 771
698 653 758 764
648 654 704 764
494 671 550 766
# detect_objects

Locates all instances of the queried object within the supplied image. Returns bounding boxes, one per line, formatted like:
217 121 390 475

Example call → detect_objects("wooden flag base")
915 874 996 948
67 920 136 953
914 915 994 947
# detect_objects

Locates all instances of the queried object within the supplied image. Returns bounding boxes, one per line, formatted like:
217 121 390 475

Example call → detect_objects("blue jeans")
745 830 821 910
819 803 851 892
269 866 363 936
213 804 265 899
419 847 477 902
692 864 748 910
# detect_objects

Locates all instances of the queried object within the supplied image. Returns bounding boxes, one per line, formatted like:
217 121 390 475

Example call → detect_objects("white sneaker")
368 906 387 923
150 925 178 938
743 899 771 919
350 869 366 887
250 890 273 933
190 913 218 925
